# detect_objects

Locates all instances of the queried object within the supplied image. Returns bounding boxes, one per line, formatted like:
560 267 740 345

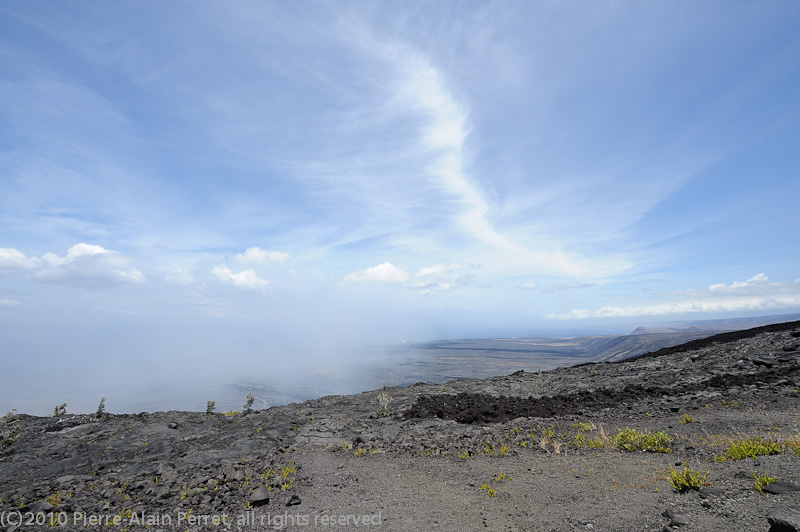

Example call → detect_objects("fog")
0 288 622 416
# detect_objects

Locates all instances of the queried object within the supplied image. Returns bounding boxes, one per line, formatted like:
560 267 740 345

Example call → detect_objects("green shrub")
669 464 710 492
95 398 106 420
714 436 783 462
610 427 672 453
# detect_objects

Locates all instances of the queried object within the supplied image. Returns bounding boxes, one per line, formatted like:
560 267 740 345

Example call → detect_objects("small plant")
53 403 68 417
552 440 566 455
752 470 777 493
244 393 255 413
680 414 696 424
95 398 106 420
669 464 710 493
206 401 216 416
377 386 392 418
353 447 368 456
610 427 672 453
1 410 21 457
44 491 63 506
714 436 783 462
480 483 497 498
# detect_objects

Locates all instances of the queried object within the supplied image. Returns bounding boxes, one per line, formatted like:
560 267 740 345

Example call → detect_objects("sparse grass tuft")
680 414 696 424
610 427 672 453
669 464 710 492
377 386 392 418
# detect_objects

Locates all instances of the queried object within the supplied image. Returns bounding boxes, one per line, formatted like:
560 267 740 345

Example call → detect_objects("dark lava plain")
2 321 800 531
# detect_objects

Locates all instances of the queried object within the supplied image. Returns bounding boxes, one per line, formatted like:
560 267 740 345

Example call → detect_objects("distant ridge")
621 318 800 363
629 312 800 334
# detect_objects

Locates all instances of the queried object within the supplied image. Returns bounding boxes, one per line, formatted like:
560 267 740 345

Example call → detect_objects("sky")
1 1 800 412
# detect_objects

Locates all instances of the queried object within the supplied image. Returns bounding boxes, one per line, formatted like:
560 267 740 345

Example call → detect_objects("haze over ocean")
1 2 799 414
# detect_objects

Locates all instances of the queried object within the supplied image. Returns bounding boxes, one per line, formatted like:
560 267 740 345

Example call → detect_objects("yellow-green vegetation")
713 436 783 462
752 471 777 493
353 447 368 456
422 447 450 457
669 464 710 492
223 410 241 417
680 414 696 424
480 483 497 498
458 449 474 459
53 403 67 417
493 472 512 482
480 443 512 457
44 491 69 506
610 427 672 453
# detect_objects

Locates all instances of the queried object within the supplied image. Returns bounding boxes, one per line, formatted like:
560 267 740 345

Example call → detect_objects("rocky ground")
2 321 800 531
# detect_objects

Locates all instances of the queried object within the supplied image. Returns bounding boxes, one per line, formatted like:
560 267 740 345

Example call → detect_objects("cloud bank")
553 274 800 319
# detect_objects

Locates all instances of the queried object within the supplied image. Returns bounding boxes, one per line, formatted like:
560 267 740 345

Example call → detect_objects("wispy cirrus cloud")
234 247 290 266
409 262 477 295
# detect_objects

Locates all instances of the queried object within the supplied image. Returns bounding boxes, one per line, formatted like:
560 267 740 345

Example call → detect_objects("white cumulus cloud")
345 261 478 295
0 248 40 270
0 244 144 286
345 262 411 283
212 265 269 289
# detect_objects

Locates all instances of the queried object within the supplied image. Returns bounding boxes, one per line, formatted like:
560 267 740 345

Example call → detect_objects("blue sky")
2 1 800 410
